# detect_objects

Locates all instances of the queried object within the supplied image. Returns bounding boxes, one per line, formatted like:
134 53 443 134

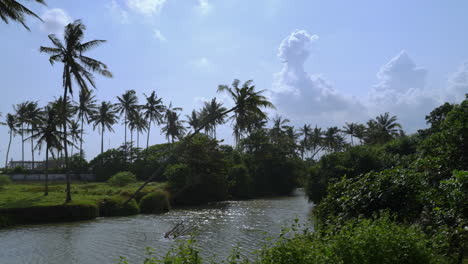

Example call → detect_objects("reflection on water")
0 189 312 264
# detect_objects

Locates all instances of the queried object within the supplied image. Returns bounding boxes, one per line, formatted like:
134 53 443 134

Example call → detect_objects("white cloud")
126 0 167 16
196 0 213 15
108 0 130 24
445 61 468 103
272 30 366 126
153 29 167 42
40 8 71 35
190 57 212 70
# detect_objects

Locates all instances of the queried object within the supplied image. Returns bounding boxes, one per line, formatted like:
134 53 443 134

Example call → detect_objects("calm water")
0 189 312 264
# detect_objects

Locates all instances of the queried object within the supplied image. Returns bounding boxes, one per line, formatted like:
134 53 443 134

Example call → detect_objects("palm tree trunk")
351 136 354 146
124 111 127 156
80 115 84 158
21 124 24 168
44 144 49 196
130 129 133 161
63 71 71 203
31 125 35 170
5 130 12 169
146 120 151 149
137 131 140 149
101 124 104 155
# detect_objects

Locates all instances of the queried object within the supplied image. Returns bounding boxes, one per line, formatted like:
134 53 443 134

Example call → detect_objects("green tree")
24 101 43 169
128 109 148 149
90 101 119 155
142 91 165 149
200 98 227 139
74 89 96 158
342 122 358 146
324 126 345 153
116 90 138 152
68 119 81 156
270 115 290 144
298 124 312 159
186 110 201 131
13 101 28 168
40 20 112 202
0 0 45 30
161 104 186 143
4 113 17 168
366 113 402 144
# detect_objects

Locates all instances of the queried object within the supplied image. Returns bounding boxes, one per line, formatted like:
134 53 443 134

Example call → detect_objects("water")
0 189 312 264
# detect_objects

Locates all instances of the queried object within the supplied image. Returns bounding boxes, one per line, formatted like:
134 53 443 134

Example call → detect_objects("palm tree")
90 101 118 155
142 91 165 149
116 90 138 152
74 89 96 158
186 110 201 131
68 119 81 156
270 115 290 144
310 126 324 159
324 127 345 153
366 113 402 144
298 124 312 159
49 96 74 160
129 110 148 149
354 124 366 145
13 101 28 168
4 113 17 168
342 122 358 146
40 20 112 202
0 0 46 30
28 106 65 196
218 79 275 145
161 103 185 143
200 98 227 139
24 101 43 170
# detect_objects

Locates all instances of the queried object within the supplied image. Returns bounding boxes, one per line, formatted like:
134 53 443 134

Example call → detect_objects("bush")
99 196 139 217
228 164 253 199
164 163 190 190
257 217 450 264
139 190 170 214
108 171 137 187
0 175 12 189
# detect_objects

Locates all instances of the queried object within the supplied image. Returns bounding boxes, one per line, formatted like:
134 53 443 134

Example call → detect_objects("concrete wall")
10 174 95 182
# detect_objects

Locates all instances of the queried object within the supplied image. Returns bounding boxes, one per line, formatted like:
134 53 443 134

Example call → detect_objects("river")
0 189 313 264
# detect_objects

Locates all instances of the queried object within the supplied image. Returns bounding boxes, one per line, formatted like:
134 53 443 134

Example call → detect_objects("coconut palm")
128 109 148 150
366 113 402 144
342 122 358 146
4 113 17 168
298 124 312 159
161 103 185 143
24 101 43 170
309 126 324 159
0 0 46 30
68 119 81 156
40 20 112 202
28 106 65 196
324 127 345 153
13 101 28 168
116 90 138 151
142 91 165 149
186 110 201 131
200 98 227 139
90 101 118 155
270 115 290 144
74 89 96 158
217 79 275 145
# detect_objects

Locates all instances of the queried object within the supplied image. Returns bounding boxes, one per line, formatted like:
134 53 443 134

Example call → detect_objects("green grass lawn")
0 182 167 209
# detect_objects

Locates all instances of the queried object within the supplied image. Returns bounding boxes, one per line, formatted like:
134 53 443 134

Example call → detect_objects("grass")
0 181 168 209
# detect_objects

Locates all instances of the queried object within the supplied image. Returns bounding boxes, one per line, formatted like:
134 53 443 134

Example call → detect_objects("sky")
1 0 468 163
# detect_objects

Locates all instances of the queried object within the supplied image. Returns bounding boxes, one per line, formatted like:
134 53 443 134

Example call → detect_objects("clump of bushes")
0 175 12 189
228 164 252 199
99 196 139 217
107 171 137 187
139 190 170 214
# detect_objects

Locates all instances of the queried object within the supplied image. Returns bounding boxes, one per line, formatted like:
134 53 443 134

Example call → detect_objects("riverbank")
0 182 167 228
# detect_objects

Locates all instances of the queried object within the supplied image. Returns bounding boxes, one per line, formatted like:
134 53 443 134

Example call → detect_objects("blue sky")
1 0 468 162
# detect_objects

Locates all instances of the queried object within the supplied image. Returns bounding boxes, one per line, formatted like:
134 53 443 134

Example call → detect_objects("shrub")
99 196 139 217
228 164 253 199
164 163 190 190
139 190 170 214
108 171 137 187
0 175 12 189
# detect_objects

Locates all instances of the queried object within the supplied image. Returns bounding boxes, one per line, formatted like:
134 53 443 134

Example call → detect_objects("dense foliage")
139 190 170 214
107 171 137 187
0 175 12 189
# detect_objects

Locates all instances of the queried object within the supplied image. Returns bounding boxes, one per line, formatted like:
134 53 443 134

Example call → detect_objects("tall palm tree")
28 106 65 196
90 101 118 155
310 126 324 159
40 20 112 202
218 79 275 145
142 91 165 149
74 89 96 158
186 110 201 131
49 96 74 160
342 122 358 146
0 0 46 30
68 119 81 156
200 98 226 139
129 110 148 149
270 115 290 144
366 113 402 144
298 124 312 159
4 113 17 168
354 124 366 144
13 101 28 168
24 101 43 170
116 90 138 152
161 103 185 143
324 127 345 153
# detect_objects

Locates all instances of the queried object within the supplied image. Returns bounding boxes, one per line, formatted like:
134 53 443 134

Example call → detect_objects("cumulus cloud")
40 8 71 35
272 30 366 126
126 0 167 16
196 0 213 15
153 29 167 42
445 61 468 103
368 51 440 131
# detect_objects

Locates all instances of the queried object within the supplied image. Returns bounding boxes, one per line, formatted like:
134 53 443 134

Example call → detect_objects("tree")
40 20 112 202
200 98 226 139
161 104 186 143
24 101 43 170
142 91 165 149
186 110 201 131
298 124 312 159
324 126 345 153
28 106 65 196
68 119 81 156
342 122 358 146
74 89 96 158
90 101 118 155
366 113 402 144
310 126 324 159
13 101 28 168
0 0 45 30
116 90 138 153
270 115 290 144
4 113 17 168
128 109 148 149
217 79 275 145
